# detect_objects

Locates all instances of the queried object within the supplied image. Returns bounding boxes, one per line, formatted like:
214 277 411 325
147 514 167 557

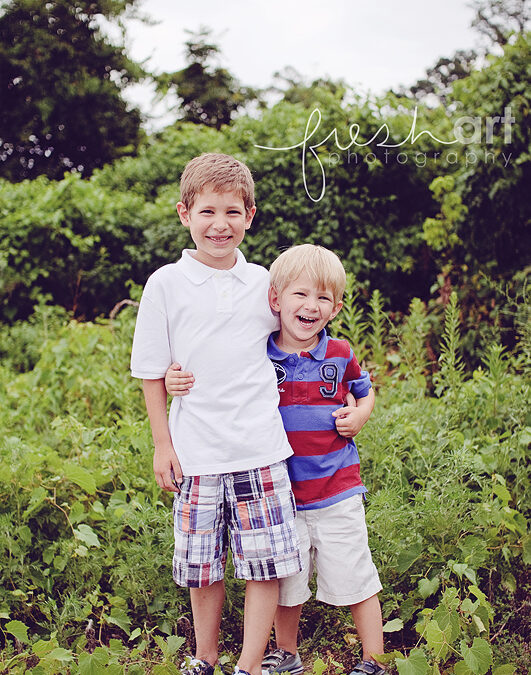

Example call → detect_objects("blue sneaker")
262 649 303 675
349 660 385 675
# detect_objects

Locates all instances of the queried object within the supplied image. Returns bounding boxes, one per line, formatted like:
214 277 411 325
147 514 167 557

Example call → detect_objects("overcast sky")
121 0 481 128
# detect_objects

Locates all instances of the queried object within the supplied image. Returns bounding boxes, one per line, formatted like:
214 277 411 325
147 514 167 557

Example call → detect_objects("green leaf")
383 618 404 632
106 665 125 675
425 620 450 661
64 462 96 494
129 627 142 641
165 634 186 655
69 500 86 524
33 639 59 658
73 524 100 548
395 649 429 675
78 647 110 675
450 562 468 578
418 577 439 599
152 665 179 675
313 657 327 675
468 585 487 605
370 651 403 665
492 665 516 675
47 647 74 663
460 638 493 675
472 614 487 633
501 573 516 593
23 486 48 519
5 620 29 643
493 484 511 505
454 660 474 675
105 607 132 634
396 543 423 573
522 534 531 564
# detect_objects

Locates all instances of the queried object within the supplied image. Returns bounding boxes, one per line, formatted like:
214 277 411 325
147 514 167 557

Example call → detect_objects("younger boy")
130 154 301 675
167 245 385 675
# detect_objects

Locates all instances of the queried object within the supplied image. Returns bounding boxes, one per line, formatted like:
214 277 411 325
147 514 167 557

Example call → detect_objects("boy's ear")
176 201 190 227
245 206 257 230
268 285 281 312
329 301 343 322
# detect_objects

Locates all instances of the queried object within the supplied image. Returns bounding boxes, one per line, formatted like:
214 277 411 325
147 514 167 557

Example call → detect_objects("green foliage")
1 288 528 673
423 175 466 253
1 32 528 328
0 0 144 181
449 33 531 278
0 173 149 320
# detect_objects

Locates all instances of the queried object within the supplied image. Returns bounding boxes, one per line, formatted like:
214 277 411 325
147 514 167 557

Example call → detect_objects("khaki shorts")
278 494 382 606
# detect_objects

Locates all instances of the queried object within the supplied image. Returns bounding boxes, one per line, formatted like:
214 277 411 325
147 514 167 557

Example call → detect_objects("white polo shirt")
131 249 293 476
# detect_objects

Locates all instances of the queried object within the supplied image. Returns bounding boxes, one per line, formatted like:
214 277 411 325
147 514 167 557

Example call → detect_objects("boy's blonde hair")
179 153 255 214
270 244 347 304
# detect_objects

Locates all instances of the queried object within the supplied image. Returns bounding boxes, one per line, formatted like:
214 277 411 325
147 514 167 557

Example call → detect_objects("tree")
269 66 348 107
156 28 258 129
471 0 530 47
448 32 531 278
406 50 477 102
0 0 145 181
403 1 529 103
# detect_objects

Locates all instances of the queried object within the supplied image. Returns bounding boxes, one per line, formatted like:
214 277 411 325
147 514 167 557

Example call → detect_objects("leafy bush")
0 291 528 673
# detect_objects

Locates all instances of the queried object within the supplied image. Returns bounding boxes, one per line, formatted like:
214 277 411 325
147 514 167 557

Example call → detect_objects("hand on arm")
165 363 195 397
143 378 183 492
332 387 375 438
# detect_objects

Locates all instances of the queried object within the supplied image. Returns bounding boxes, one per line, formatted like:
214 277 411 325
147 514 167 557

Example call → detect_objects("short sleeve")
344 347 371 399
130 289 171 379
349 370 372 399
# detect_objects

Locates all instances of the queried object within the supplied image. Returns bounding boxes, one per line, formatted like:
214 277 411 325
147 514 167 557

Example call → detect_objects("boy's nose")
212 221 229 232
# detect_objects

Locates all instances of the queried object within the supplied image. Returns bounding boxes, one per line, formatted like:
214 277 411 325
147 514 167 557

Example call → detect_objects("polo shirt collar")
179 248 249 284
267 329 329 361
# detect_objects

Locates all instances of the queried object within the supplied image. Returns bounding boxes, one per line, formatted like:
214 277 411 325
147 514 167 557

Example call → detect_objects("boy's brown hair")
179 153 255 214
269 244 347 305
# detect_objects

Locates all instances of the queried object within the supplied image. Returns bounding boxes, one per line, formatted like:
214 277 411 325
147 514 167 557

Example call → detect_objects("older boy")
131 154 301 675
167 245 385 675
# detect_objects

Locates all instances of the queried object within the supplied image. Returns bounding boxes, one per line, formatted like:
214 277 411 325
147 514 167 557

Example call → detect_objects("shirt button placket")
293 356 305 403
215 272 232 313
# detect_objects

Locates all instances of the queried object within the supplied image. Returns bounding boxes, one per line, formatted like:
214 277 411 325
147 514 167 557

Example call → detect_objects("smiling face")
176 187 256 269
269 270 343 354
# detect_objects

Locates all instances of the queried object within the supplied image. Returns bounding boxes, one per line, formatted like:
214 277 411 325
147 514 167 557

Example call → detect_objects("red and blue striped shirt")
267 330 371 510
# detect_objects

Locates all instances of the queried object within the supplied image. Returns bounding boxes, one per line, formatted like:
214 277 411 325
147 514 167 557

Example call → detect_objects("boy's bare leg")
190 580 225 666
349 594 384 664
237 579 279 675
273 604 303 655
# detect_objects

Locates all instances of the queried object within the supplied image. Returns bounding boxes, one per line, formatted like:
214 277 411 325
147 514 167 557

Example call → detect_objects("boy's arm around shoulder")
143 378 182 492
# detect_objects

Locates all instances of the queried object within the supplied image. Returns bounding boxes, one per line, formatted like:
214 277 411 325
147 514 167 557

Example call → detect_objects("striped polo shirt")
267 329 371 510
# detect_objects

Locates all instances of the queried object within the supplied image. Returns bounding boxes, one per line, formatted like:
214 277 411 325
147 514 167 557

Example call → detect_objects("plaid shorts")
172 460 302 587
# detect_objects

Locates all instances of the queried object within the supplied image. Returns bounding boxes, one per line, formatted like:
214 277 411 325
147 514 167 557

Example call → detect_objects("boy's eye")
320 296 333 302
